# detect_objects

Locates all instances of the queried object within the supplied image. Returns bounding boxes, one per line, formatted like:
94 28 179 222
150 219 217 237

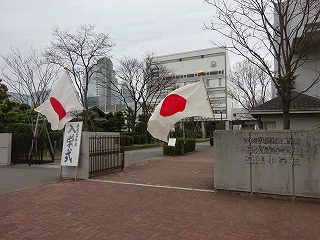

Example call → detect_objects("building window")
264 122 276 130
213 110 226 114
187 73 195 78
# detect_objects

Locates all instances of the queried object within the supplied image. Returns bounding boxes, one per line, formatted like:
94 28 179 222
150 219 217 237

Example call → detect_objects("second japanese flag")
147 80 213 142
35 70 83 131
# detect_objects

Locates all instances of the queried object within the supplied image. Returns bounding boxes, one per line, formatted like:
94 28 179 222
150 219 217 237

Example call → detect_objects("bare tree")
104 53 173 133
140 53 173 134
44 24 115 130
204 0 320 129
114 56 143 133
1 47 58 106
229 59 271 110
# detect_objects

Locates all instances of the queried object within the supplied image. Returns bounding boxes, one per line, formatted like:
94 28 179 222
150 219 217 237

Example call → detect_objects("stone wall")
214 130 320 198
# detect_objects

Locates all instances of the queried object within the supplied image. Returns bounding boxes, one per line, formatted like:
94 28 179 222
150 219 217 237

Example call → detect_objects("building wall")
156 48 235 123
260 113 319 130
272 1 320 98
294 49 320 97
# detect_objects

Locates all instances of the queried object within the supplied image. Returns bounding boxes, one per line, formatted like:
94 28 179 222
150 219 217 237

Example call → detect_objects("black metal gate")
11 136 54 165
89 135 124 177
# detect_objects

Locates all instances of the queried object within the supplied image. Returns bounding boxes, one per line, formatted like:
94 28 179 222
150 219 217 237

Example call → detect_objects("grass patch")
195 138 210 142
124 142 165 151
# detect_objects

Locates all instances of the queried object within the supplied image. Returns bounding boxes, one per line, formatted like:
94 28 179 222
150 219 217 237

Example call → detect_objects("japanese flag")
147 80 213 142
35 70 83 131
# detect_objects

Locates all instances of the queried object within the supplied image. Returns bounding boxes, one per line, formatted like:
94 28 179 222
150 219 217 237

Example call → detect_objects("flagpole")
198 70 214 139
63 65 84 124
198 70 214 116
63 66 81 103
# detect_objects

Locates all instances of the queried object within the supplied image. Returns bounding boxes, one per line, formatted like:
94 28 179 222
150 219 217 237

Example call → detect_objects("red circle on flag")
50 97 67 121
160 94 187 117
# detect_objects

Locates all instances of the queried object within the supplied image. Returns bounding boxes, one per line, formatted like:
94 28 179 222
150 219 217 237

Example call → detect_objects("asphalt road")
125 147 163 165
0 164 59 195
0 146 164 195
0 143 209 195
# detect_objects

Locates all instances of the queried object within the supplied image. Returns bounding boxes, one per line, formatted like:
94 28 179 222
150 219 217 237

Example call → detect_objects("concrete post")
0 133 12 165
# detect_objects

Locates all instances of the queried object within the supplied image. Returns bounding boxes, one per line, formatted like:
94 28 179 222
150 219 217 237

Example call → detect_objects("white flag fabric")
147 80 213 142
35 71 83 131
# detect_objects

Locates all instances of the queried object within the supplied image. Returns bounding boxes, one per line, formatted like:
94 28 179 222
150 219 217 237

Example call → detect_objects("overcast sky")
0 0 243 68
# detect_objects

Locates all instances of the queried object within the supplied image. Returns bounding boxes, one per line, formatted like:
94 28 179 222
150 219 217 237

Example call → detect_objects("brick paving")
1 143 320 240
92 143 214 190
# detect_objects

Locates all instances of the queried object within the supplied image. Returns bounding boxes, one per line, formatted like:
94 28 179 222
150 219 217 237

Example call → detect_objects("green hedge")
133 135 148 144
6 123 35 159
49 131 64 150
121 133 150 145
121 135 134 146
183 138 196 152
163 146 178 156
163 138 196 156
6 123 33 138
0 123 6 133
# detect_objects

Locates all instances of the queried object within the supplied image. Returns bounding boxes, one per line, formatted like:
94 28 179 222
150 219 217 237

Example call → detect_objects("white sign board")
61 122 83 166
168 138 176 146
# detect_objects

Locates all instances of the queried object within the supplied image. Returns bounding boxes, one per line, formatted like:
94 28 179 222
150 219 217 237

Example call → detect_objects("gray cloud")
0 0 239 66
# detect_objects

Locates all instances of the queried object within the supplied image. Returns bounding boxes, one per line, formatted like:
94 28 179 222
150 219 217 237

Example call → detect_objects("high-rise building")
87 57 118 111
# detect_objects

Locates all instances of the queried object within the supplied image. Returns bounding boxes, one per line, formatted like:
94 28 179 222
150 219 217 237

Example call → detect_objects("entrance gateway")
61 131 124 179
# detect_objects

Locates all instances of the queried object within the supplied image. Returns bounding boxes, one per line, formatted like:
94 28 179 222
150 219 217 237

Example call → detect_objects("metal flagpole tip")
63 66 68 70
198 70 205 76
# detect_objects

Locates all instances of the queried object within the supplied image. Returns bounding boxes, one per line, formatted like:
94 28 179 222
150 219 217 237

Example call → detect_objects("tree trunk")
131 114 136 134
257 117 263 129
282 99 290 129
82 110 89 131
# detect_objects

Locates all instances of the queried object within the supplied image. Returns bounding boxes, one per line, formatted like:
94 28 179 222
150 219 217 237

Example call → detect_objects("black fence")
11 136 54 165
89 135 124 177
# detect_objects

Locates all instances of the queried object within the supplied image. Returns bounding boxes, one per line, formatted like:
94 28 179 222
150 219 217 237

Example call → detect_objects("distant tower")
87 57 118 111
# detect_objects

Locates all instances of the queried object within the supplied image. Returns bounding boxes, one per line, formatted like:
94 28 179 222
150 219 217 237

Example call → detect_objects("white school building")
156 47 236 132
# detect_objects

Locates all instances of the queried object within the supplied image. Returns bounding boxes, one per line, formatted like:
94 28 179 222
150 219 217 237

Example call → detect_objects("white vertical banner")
61 122 83 167
168 138 177 146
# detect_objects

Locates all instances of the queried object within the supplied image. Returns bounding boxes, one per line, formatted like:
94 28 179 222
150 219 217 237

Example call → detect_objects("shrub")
49 131 64 150
183 138 196 153
0 123 6 133
163 145 177 156
121 135 134 146
6 123 33 160
184 130 203 138
163 138 196 156
146 133 153 143
141 135 147 144
6 123 33 138
132 135 148 144
175 139 184 155
133 135 142 144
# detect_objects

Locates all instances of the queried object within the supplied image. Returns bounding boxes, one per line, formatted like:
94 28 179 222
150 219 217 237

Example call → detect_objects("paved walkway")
1 142 320 240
